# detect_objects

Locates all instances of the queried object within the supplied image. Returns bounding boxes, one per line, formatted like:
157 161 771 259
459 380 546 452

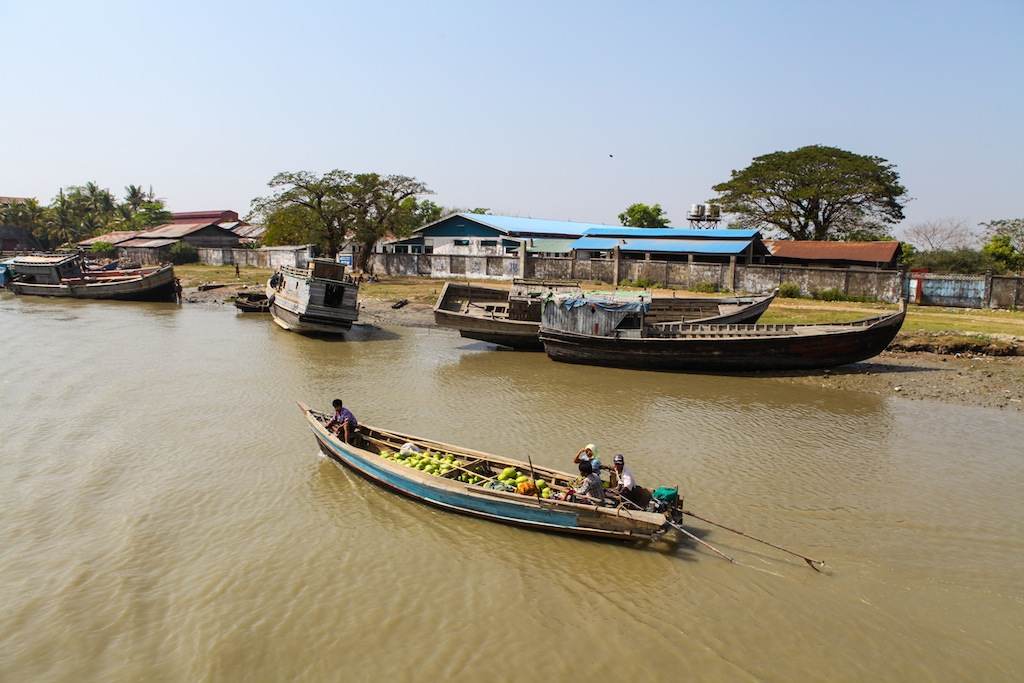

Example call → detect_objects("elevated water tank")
707 204 722 219
689 203 704 217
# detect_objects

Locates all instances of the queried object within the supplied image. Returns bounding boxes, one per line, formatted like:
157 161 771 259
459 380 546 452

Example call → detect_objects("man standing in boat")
326 399 358 444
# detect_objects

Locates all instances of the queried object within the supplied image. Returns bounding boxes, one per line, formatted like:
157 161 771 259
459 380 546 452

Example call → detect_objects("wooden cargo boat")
7 254 176 302
267 259 359 334
539 299 906 372
299 403 684 541
434 281 775 350
433 280 581 349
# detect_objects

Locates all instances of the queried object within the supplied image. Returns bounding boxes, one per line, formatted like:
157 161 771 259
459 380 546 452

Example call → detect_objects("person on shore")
173 277 183 303
326 399 358 444
568 460 604 505
608 454 641 506
574 444 604 481
234 263 240 278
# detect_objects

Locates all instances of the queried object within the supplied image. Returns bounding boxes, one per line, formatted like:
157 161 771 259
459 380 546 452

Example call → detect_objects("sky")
3 0 1022 240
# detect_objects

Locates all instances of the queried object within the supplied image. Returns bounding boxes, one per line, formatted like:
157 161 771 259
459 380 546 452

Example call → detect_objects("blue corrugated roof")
453 214 604 236
582 226 760 239
568 237 754 255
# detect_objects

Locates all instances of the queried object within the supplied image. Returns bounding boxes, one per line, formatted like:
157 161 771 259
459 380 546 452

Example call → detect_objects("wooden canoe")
299 403 680 541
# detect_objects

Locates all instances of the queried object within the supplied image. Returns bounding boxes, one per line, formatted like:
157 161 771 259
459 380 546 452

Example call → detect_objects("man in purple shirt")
326 399 358 444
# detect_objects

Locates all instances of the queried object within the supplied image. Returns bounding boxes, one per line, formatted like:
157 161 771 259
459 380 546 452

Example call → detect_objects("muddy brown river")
1 293 1021 681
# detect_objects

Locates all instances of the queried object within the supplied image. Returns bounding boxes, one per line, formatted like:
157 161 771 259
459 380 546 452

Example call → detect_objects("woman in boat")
573 444 604 481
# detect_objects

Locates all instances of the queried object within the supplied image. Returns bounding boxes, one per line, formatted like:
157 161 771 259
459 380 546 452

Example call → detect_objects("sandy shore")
193 285 1024 412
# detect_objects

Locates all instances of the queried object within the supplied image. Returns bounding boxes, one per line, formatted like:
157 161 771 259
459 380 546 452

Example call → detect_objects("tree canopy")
981 218 1024 273
618 203 670 228
712 145 908 241
0 183 170 249
251 170 432 271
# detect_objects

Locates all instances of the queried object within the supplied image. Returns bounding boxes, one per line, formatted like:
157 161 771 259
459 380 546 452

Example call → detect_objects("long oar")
683 510 825 571
665 520 734 563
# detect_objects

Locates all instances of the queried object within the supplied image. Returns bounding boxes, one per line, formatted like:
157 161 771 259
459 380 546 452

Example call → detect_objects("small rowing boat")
299 403 685 541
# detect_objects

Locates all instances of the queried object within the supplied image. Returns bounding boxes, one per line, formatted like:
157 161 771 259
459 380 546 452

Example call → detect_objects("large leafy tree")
981 218 1024 273
252 169 432 271
712 145 908 240
618 202 670 228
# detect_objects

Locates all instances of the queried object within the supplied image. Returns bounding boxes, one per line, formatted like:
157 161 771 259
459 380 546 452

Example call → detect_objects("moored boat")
234 292 270 312
299 403 684 541
540 298 906 372
267 259 359 334
433 279 582 349
434 281 775 349
7 253 176 302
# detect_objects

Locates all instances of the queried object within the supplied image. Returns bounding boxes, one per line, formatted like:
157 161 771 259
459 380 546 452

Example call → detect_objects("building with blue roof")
383 213 769 264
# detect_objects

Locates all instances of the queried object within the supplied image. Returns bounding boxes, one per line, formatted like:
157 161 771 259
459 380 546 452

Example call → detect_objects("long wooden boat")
433 280 775 350
266 259 359 334
539 299 907 372
299 403 683 541
433 280 581 349
7 254 176 302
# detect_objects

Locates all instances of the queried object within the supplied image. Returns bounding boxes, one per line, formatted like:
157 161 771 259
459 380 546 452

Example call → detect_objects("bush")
618 278 633 288
778 282 801 298
167 241 200 264
810 288 875 303
633 276 657 289
690 281 717 293
89 242 115 257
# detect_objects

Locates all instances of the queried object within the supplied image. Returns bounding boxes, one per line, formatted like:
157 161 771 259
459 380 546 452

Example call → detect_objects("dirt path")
190 284 1024 412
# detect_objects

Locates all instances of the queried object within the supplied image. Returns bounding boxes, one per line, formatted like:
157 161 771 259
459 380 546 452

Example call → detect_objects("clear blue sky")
4 0 1022 236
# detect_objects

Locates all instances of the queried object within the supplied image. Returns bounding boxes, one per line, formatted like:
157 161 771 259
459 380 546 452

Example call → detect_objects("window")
411 245 422 254
395 245 408 254
481 240 497 247
454 239 470 246
424 245 433 254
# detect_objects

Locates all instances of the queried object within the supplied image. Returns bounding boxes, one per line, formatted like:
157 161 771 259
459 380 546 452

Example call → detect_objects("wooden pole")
683 510 824 571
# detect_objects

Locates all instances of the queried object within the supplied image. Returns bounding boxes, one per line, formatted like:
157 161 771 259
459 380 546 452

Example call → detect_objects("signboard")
336 254 353 266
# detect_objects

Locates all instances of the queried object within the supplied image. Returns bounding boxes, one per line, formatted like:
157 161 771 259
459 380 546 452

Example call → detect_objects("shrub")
633 276 657 289
778 282 801 298
690 281 717 293
618 278 634 288
167 241 200 264
89 242 115 256
812 288 846 301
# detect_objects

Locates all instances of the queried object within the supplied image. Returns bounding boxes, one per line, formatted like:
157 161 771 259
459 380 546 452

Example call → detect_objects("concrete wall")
198 246 313 269
371 253 908 304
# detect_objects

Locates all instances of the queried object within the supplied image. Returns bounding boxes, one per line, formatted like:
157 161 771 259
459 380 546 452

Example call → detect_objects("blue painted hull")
302 411 669 541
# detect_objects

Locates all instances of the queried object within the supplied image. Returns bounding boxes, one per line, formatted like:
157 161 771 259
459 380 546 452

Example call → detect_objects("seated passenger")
609 454 642 506
326 399 358 444
573 443 605 481
569 460 605 505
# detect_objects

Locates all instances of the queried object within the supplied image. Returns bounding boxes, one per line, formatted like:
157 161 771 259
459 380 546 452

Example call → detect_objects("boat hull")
540 309 906 372
301 408 669 541
267 262 358 335
9 264 176 302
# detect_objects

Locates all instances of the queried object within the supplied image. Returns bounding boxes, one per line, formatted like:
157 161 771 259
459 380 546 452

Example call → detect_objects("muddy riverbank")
193 284 1024 411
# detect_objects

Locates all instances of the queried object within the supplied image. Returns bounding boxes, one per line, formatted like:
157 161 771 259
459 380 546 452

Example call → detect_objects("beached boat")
266 259 359 334
234 292 270 313
539 299 907 372
433 280 581 349
7 253 176 302
299 403 685 541
434 281 775 349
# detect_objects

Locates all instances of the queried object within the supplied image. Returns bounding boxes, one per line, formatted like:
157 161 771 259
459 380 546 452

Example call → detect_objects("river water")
1 293 1021 682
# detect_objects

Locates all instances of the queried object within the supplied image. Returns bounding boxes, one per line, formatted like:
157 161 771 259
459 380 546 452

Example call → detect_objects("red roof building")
764 240 901 269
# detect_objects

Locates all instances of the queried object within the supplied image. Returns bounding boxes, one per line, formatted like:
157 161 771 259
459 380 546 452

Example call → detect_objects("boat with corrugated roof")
7 253 176 301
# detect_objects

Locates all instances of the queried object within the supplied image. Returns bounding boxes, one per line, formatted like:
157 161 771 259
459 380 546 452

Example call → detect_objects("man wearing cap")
610 454 640 506
574 444 604 482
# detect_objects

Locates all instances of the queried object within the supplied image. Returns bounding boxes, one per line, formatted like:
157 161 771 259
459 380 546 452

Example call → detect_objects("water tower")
687 202 722 228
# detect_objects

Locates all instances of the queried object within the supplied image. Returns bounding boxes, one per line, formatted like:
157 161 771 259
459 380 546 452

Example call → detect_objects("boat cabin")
10 254 84 284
